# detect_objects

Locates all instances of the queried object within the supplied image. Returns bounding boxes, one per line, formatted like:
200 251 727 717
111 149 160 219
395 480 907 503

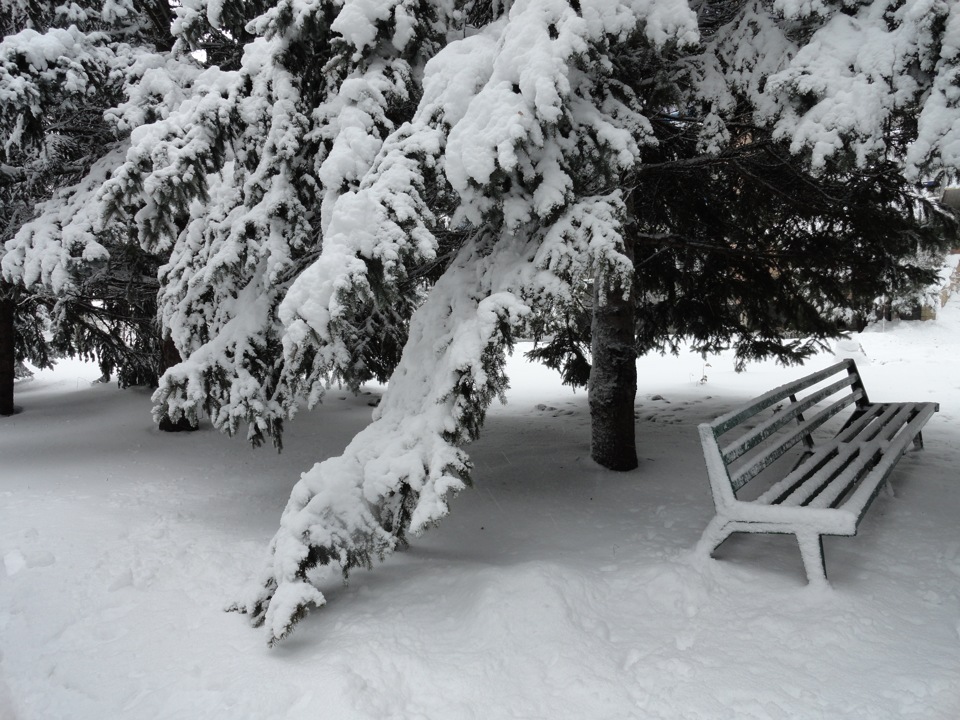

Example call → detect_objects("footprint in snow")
3 549 55 576
635 411 682 425
535 404 576 417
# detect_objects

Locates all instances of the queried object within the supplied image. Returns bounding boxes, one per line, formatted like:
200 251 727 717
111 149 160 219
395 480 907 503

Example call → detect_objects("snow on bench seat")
697 358 938 585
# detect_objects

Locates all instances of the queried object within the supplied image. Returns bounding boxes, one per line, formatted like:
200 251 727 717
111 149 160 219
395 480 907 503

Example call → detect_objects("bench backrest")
698 359 869 505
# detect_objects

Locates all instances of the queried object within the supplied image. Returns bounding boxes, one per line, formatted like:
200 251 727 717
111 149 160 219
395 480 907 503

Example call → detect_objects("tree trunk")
0 281 16 416
588 236 638 471
157 334 198 432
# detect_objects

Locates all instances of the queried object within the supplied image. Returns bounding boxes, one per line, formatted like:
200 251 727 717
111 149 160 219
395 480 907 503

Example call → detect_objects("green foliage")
525 290 592 388
631 139 957 369
0 2 178 398
531 134 958 386
50 240 162 387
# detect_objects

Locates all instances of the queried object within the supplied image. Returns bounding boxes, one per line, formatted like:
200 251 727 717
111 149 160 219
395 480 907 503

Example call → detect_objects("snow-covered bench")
697 359 938 585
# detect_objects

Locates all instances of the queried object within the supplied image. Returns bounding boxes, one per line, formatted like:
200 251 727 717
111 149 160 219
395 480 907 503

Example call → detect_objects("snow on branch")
443 0 694 227
763 0 959 173
2 145 129 293
278 114 449 401
905 1 960 179
111 0 447 446
687 0 960 176
0 14 198 292
237 189 630 642
236 0 694 643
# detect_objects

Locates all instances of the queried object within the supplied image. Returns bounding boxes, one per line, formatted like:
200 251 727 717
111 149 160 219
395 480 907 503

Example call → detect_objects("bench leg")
697 515 734 558
912 431 924 450
796 532 828 587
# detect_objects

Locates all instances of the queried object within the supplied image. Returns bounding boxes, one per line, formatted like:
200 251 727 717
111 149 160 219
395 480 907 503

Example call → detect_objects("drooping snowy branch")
240 0 700 641
2 145 127 293
0 3 186 286
0 15 186 283
95 0 454 443
905 1 960 179
762 0 957 174
0 1 192 384
241 187 634 642
687 0 960 175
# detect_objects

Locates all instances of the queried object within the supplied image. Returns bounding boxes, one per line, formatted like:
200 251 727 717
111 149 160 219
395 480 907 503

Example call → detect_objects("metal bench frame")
697 358 938 585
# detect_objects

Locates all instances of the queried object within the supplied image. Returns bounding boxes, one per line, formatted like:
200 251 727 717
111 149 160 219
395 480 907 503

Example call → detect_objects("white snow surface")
3 305 960 718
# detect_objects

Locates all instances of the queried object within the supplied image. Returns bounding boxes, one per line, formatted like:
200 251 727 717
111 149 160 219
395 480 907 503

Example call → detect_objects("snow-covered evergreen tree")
92 0 456 443
5 0 956 643
233 0 960 643
0 1 192 408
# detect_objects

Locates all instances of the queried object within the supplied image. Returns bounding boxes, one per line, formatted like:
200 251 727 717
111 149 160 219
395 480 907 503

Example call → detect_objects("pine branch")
631 141 772 178
0 162 91 188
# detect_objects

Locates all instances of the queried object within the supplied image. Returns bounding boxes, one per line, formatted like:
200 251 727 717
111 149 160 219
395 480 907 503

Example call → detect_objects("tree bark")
157 334 198 432
588 235 638 471
0 281 16 416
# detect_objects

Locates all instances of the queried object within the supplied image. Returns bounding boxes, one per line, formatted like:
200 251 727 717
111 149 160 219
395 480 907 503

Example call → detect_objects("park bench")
697 358 938 585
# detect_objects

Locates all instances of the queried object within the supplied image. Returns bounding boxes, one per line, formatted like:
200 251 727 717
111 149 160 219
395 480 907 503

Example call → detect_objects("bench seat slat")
729 390 865 492
780 403 916 509
804 404 919 510
773 444 860 507
720 374 859 464
820 403 937 518
750 402 886 506
710 360 855 437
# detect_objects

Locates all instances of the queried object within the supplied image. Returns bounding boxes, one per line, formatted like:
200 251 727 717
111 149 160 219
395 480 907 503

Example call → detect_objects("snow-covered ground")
3 300 960 720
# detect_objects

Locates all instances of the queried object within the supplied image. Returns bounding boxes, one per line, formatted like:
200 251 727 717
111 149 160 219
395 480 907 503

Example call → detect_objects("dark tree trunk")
157 334 198 432
588 235 638 471
0 281 14 416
